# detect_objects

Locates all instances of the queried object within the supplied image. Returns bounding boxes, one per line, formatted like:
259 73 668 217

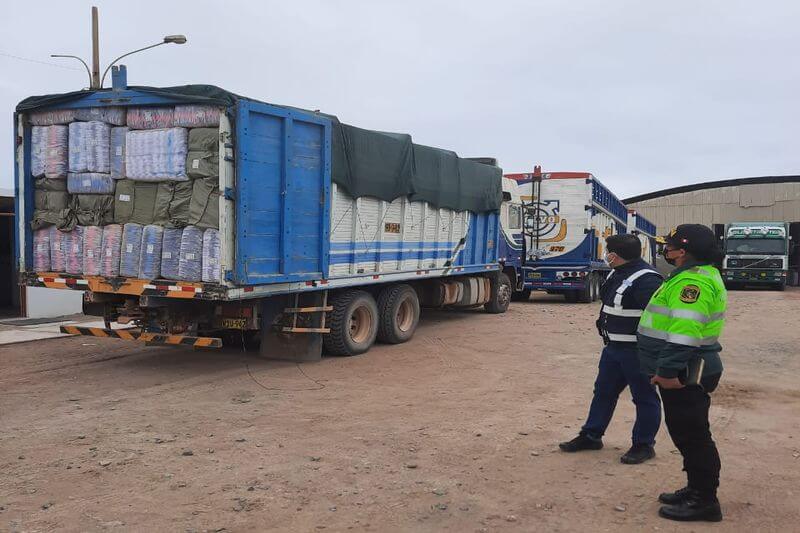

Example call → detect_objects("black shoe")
658 486 693 505
620 444 655 464
559 434 603 452
659 496 723 522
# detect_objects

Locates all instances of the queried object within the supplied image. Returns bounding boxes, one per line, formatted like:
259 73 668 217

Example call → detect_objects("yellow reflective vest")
637 263 726 378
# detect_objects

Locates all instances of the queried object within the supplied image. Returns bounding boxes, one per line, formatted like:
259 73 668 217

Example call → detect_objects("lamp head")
163 35 187 44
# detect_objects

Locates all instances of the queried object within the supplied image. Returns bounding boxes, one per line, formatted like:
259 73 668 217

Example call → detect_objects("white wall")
25 287 82 318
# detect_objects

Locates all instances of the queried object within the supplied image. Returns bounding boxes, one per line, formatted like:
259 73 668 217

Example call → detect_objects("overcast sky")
1 0 798 198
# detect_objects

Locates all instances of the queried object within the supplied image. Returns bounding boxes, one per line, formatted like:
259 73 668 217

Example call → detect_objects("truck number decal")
384 222 401 234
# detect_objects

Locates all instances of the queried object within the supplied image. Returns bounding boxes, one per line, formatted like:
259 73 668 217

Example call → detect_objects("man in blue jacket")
560 234 663 464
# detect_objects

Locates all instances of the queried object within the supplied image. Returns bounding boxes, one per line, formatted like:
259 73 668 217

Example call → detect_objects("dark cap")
664 224 720 259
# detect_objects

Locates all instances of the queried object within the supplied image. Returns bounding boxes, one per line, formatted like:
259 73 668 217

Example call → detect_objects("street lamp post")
50 55 93 88
49 7 187 90
100 35 187 88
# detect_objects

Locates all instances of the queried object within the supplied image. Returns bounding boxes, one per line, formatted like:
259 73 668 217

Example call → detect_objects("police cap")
664 224 721 260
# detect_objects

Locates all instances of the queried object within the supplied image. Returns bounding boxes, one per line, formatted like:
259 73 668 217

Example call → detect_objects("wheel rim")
349 305 373 344
498 282 512 307
396 298 415 332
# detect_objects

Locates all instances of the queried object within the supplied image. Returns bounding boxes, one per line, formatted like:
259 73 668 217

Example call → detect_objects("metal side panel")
234 100 331 285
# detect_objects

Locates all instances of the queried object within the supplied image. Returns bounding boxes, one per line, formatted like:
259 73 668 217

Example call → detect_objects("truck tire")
323 290 379 356
485 273 512 314
377 284 420 344
775 282 786 292
577 277 593 303
511 288 532 302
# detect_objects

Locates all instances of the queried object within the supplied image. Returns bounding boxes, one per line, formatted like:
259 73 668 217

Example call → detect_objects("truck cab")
722 222 791 290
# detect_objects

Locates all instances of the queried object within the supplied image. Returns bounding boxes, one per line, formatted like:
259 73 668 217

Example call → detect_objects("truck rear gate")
15 80 508 358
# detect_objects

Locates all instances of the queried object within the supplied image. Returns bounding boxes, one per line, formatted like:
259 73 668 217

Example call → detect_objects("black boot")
620 444 655 464
559 433 603 452
658 486 693 505
659 494 723 522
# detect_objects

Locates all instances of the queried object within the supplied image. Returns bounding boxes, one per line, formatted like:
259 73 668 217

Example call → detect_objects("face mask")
603 251 617 268
663 248 678 266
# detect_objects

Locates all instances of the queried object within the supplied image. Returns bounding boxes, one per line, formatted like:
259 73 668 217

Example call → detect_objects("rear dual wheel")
323 285 421 356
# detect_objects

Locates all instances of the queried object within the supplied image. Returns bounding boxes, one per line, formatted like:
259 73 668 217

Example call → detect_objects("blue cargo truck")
498 168 642 303
14 73 510 360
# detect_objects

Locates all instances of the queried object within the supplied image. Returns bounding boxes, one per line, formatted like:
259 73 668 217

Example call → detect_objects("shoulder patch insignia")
680 284 701 303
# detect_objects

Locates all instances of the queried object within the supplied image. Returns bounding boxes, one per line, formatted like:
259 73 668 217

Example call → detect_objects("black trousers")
659 373 722 499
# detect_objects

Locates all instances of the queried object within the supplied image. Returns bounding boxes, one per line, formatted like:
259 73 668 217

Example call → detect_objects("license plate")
221 318 248 329
529 272 541 278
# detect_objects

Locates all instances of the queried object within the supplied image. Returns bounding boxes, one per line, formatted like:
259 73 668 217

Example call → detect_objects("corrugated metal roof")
623 175 800 204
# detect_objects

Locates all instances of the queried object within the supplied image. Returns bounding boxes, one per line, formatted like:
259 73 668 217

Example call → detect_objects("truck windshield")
726 239 786 254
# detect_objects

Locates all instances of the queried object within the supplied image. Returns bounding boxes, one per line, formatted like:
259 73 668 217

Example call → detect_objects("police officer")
560 234 663 464
637 224 727 522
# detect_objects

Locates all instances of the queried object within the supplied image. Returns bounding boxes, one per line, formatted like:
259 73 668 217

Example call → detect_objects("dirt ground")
1 289 799 532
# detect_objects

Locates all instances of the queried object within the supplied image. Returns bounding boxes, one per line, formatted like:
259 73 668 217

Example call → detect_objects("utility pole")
91 6 100 88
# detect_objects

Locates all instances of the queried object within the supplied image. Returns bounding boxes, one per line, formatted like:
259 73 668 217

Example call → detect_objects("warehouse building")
624 175 800 279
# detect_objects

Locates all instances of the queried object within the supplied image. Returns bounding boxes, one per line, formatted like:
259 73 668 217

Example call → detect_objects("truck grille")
727 258 782 268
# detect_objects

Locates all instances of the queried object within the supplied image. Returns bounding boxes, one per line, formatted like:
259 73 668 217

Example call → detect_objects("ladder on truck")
281 291 332 334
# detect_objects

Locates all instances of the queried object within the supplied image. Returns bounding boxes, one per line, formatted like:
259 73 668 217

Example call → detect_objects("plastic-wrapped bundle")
29 109 76 126
160 228 182 280
33 228 51 271
68 122 87 172
64 226 84 275
45 125 68 179
82 225 104 275
49 226 67 272
201 229 221 282
87 121 111 172
69 121 111 173
67 172 115 194
178 226 203 281
138 225 164 279
75 106 126 126
120 223 144 278
73 194 114 226
33 178 70 230
101 224 123 277
110 127 128 179
127 107 174 129
31 126 47 177
188 177 220 229
125 128 189 181
173 105 220 127
154 181 193 227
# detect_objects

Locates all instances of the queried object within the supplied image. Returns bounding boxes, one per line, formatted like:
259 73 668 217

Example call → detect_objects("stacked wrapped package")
49 226 67 272
31 126 47 177
64 226 84 275
186 128 219 180
75 106 126 125
201 229 221 282
139 225 164 279
29 109 76 126
101 224 123 277
33 178 70 229
82 225 104 275
174 105 220 127
33 228 51 271
125 128 189 181
45 125 68 178
73 194 114 226
178 226 203 281
127 107 174 129
160 228 182 279
67 173 115 194
69 121 111 173
110 127 128 179
120 223 144 278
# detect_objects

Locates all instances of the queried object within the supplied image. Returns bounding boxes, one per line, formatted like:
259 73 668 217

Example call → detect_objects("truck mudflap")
59 325 222 348
24 272 226 300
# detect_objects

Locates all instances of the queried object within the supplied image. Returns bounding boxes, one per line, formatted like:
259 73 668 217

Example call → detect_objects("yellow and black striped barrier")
59 326 222 348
